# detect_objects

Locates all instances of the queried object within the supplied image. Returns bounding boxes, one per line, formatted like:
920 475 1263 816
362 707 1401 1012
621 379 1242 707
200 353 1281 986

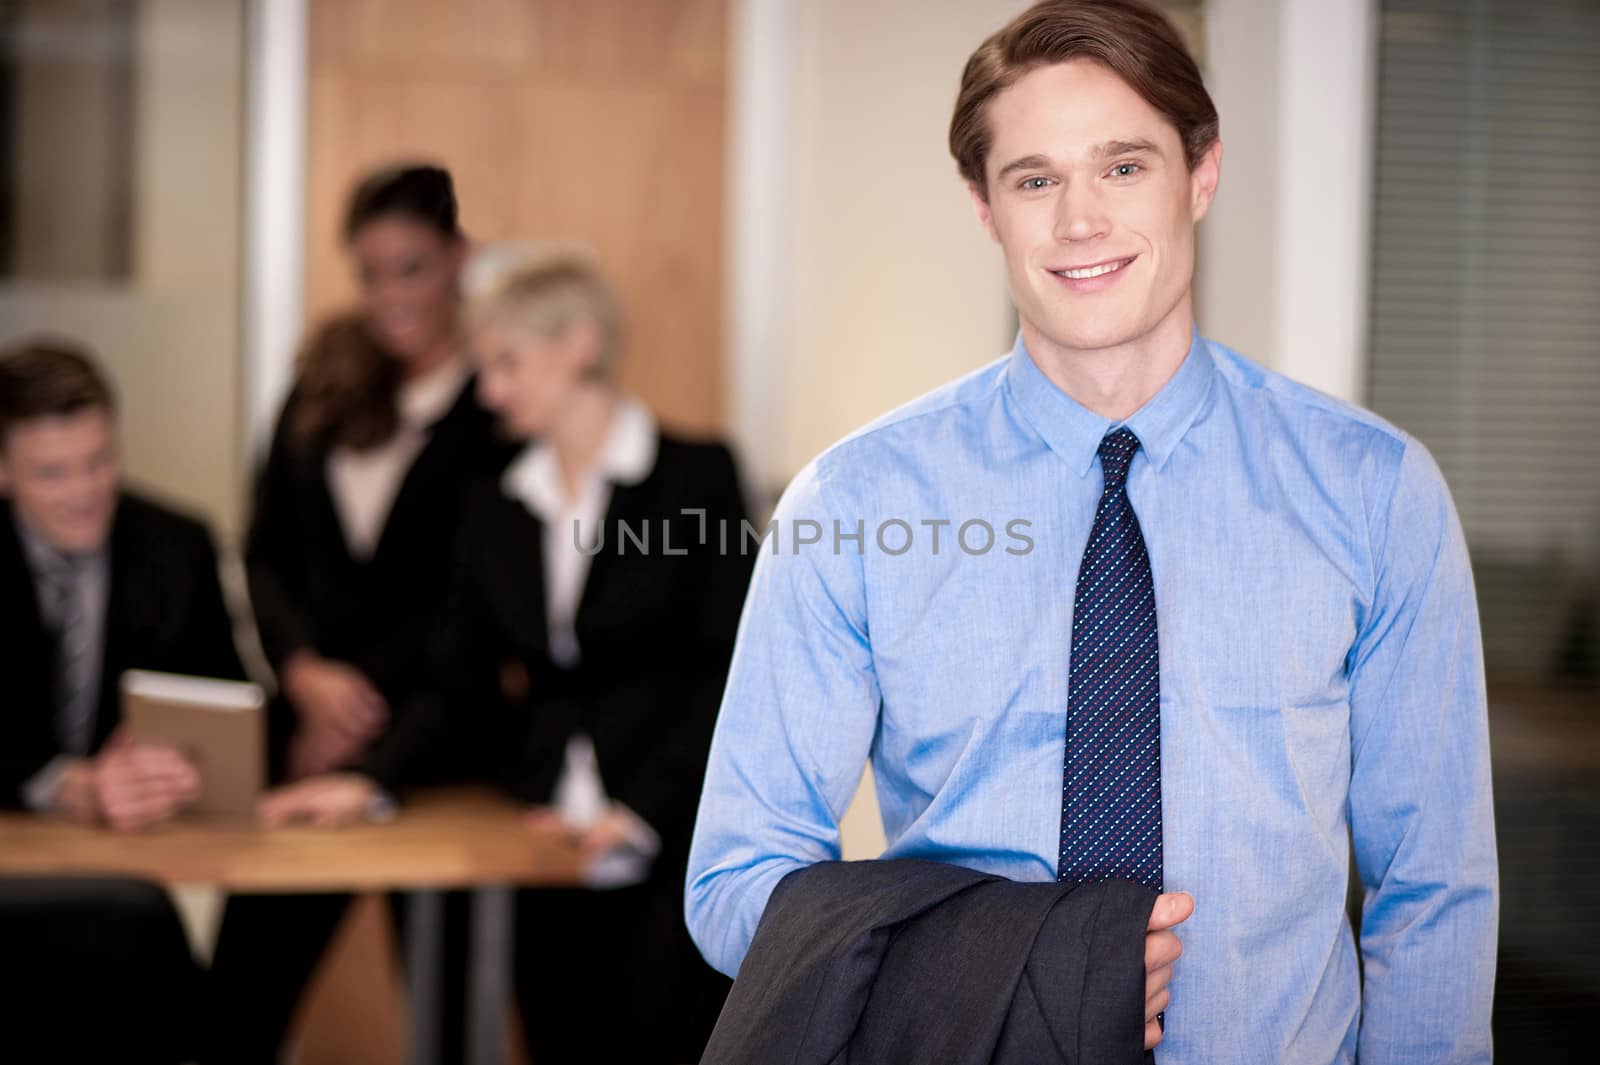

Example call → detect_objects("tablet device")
121 669 267 819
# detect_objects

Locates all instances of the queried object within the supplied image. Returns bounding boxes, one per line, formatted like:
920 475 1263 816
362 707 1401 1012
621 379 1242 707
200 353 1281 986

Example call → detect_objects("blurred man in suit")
0 337 245 827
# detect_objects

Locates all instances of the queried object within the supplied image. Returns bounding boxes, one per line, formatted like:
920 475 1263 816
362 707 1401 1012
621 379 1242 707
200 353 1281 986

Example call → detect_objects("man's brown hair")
0 337 116 444
950 0 1218 194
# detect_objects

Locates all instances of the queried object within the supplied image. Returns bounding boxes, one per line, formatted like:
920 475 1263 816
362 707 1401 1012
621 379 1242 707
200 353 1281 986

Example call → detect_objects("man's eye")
1020 176 1053 190
1110 163 1142 178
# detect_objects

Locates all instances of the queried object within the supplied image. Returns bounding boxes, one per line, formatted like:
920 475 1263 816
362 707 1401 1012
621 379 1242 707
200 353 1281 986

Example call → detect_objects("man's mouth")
1049 256 1137 280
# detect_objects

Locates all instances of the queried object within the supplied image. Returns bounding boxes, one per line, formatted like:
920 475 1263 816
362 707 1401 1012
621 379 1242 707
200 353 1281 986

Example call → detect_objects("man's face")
0 407 120 554
971 59 1220 361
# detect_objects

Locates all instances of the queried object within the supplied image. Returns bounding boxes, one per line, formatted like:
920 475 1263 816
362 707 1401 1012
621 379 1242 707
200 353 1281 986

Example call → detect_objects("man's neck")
1022 299 1196 422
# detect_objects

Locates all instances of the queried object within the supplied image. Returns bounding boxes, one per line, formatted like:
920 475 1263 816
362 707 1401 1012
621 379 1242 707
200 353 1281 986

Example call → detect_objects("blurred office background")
0 0 1593 1061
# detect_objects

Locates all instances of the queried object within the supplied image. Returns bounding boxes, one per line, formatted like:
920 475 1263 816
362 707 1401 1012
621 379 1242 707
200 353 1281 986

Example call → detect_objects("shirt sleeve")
684 458 883 978
1348 437 1498 1064
20 756 74 813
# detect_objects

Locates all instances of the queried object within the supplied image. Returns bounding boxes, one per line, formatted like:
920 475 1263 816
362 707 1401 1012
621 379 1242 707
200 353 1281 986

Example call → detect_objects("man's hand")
258 772 379 828
281 652 388 746
94 741 202 831
51 760 102 823
1145 891 1194 1050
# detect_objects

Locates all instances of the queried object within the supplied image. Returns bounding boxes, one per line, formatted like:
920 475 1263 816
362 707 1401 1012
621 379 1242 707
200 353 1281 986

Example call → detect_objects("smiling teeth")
1056 259 1128 280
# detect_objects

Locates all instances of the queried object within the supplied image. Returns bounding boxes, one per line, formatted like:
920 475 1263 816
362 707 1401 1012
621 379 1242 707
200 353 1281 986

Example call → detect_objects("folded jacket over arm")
701 858 1158 1065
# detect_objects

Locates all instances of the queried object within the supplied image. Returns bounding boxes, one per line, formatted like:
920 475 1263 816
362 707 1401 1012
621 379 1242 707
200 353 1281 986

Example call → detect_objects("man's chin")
42 516 115 554
1033 318 1144 358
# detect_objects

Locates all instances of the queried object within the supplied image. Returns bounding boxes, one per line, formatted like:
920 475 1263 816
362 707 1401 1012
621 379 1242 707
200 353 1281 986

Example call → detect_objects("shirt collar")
502 396 659 520
1002 328 1215 477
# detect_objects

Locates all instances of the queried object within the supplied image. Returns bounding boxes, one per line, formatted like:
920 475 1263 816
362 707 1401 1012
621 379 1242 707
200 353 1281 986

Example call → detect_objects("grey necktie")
40 554 97 755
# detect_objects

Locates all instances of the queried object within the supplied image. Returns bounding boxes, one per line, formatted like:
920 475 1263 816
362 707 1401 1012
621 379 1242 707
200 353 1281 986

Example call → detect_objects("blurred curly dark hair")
288 314 401 451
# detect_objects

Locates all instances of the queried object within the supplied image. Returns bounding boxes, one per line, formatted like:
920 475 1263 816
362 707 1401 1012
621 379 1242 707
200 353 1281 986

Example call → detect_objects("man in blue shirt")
686 1 1497 1061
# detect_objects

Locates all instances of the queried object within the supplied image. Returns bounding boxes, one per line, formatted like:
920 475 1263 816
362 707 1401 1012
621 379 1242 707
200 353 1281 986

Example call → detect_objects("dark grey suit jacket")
701 858 1157 1065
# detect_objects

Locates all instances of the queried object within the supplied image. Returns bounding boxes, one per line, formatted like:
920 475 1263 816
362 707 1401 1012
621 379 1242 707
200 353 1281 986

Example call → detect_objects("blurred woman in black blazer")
262 246 751 1063
205 164 513 1065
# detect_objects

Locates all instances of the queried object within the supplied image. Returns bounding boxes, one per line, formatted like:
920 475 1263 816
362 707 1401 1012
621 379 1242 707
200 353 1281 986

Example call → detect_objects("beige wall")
0 0 247 536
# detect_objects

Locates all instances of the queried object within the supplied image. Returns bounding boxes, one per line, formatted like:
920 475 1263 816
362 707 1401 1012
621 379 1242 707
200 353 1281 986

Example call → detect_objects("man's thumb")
1148 891 1195 931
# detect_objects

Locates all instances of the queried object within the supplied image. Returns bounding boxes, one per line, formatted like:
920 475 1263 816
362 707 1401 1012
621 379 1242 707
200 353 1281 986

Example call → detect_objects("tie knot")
1097 428 1142 490
39 552 78 589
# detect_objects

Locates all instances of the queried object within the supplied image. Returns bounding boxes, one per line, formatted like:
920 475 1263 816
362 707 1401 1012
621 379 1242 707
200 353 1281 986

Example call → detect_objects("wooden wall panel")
303 0 728 434
510 81 724 438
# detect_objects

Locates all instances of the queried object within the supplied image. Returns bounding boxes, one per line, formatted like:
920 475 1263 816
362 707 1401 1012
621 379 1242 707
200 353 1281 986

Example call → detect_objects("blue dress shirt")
686 332 1497 1064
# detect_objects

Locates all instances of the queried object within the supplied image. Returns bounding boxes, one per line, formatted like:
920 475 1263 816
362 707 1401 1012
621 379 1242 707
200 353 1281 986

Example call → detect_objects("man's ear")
1190 138 1222 223
967 181 1001 243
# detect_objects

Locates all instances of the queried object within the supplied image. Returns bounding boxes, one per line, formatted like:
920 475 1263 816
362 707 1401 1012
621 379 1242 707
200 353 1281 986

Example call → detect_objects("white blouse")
326 357 470 560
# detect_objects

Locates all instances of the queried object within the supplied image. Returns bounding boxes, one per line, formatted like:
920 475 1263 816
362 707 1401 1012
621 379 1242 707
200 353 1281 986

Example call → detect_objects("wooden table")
0 788 586 1065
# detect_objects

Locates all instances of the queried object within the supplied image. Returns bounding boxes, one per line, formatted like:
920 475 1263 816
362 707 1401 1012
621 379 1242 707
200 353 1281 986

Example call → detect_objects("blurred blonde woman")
266 245 752 1061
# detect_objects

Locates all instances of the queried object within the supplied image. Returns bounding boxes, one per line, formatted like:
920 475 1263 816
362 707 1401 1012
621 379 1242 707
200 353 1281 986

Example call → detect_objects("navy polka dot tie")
1057 427 1163 892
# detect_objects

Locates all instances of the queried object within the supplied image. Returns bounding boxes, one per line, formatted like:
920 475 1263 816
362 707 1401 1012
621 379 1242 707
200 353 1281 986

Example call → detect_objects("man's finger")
128 753 200 791
105 791 183 830
110 758 200 798
1144 1019 1163 1051
99 760 197 804
120 745 199 785
1145 962 1173 1000
1145 929 1182 972
1145 987 1170 1022
1147 891 1194 931
110 767 194 799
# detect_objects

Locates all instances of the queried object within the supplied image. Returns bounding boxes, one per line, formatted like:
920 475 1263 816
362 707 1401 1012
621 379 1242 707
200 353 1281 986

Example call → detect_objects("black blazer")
362 431 752 855
245 378 516 777
0 493 246 808
701 859 1158 1065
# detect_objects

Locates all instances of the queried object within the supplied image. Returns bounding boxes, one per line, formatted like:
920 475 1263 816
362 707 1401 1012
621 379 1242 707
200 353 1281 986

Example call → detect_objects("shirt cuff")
21 756 75 813
365 786 399 824
580 801 662 890
608 800 661 858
